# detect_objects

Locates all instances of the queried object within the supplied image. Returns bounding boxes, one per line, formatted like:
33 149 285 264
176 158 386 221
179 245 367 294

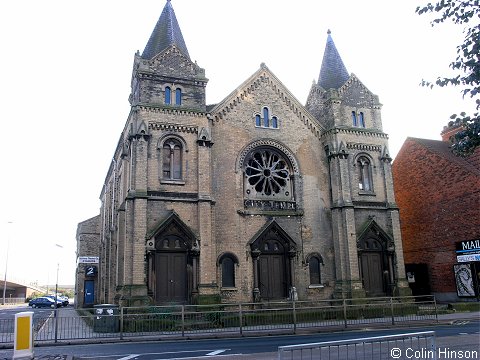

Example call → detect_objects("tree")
416 0 480 156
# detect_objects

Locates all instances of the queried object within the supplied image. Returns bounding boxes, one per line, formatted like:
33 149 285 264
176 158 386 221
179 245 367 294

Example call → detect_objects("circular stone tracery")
245 148 291 197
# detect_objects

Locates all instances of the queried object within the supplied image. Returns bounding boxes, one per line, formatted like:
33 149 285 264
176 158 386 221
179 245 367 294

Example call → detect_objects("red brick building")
392 125 480 302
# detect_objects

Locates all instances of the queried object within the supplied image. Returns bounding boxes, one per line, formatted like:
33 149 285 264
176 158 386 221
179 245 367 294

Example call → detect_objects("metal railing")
278 331 436 360
0 298 25 305
0 296 438 346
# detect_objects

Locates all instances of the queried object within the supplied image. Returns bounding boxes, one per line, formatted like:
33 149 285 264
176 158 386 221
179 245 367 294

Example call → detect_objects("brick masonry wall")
392 138 480 294
210 73 337 301
75 215 100 307
79 59 407 304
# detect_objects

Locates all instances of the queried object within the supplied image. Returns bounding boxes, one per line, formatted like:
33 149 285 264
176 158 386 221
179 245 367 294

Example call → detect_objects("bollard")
13 311 34 359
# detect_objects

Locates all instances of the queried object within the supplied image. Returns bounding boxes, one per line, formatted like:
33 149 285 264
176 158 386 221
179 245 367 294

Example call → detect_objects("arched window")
271 116 278 129
162 138 182 180
218 253 238 288
359 112 365 127
352 111 358 126
307 254 323 285
254 106 279 129
255 114 261 127
263 107 269 127
357 156 373 192
165 87 171 105
175 88 182 105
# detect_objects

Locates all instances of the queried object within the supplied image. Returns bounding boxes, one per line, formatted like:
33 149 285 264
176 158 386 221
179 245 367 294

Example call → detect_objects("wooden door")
361 252 385 296
156 252 187 303
259 254 286 300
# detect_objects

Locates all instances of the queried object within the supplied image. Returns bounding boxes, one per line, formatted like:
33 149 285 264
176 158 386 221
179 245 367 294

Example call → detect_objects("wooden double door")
155 252 188 303
259 254 287 300
361 252 385 296
257 238 290 300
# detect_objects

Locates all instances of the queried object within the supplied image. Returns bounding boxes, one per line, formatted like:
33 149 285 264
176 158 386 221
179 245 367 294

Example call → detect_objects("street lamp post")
2 221 12 306
54 243 63 343
54 244 64 306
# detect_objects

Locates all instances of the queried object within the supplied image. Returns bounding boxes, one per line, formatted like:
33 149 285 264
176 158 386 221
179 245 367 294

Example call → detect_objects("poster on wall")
453 263 476 297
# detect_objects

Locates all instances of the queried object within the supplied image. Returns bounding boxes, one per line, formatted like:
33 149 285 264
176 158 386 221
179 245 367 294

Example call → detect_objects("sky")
0 0 475 287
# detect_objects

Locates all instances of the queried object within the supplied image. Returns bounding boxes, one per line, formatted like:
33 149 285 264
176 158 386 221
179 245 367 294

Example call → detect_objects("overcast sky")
0 0 474 287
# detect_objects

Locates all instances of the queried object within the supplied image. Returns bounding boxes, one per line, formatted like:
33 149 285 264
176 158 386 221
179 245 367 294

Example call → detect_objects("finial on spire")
318 29 350 90
142 0 190 59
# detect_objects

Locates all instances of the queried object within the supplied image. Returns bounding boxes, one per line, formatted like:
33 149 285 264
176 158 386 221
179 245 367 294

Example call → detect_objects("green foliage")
61 289 75 299
448 302 480 312
449 113 480 155
416 0 480 156
197 294 221 305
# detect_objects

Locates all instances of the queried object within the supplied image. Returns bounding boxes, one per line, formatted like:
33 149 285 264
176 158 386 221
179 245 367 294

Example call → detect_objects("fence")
278 331 436 360
0 298 25 305
0 296 438 346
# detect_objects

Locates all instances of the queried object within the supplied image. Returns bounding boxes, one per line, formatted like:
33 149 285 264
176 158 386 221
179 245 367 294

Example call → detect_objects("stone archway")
357 219 395 297
249 220 296 301
146 212 199 304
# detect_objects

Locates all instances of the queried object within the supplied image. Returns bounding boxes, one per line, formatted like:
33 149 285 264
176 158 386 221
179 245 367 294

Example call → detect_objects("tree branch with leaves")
416 0 480 156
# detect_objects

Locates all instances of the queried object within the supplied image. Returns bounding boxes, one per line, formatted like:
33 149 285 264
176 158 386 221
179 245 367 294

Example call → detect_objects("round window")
244 148 291 199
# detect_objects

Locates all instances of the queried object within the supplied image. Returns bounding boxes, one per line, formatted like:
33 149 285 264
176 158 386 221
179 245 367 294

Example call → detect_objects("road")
0 305 53 334
0 318 478 359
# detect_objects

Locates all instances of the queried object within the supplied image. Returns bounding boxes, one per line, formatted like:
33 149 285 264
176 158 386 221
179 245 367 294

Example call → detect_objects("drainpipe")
108 159 116 302
101 183 107 303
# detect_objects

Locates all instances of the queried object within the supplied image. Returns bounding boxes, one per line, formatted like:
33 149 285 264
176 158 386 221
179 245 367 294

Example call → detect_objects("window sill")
255 126 279 130
220 287 237 291
358 190 375 196
161 179 186 185
308 284 325 289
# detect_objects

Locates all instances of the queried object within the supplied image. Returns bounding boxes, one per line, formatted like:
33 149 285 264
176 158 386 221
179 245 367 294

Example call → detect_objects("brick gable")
392 138 480 296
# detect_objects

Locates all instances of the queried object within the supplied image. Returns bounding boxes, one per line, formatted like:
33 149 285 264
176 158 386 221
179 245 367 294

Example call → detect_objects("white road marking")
118 355 139 360
156 355 242 360
206 349 227 356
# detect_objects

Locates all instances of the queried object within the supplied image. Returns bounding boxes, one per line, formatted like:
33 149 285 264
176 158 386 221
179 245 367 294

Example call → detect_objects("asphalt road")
0 319 478 359
0 305 54 334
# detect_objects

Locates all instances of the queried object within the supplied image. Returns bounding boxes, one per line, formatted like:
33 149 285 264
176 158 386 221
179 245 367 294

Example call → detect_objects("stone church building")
76 0 410 307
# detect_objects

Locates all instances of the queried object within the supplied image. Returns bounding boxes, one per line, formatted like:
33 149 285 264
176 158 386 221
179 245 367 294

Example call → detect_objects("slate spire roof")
318 30 350 90
142 0 190 60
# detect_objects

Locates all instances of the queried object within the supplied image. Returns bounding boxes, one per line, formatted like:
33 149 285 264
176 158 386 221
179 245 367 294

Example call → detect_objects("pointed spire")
142 0 190 60
318 30 350 90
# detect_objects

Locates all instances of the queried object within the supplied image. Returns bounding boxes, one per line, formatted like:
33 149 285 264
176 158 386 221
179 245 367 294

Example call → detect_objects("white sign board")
78 256 99 264
457 254 480 263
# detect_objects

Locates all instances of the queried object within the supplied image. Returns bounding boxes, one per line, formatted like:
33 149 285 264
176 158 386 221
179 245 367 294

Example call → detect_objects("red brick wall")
392 138 480 294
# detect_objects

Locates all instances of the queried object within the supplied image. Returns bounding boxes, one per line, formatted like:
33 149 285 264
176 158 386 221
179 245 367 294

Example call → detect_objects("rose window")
244 148 292 199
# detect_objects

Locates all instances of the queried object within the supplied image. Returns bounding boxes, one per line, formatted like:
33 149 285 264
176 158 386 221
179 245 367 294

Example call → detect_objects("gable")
210 64 325 140
248 219 297 251
138 45 206 80
357 218 394 251
395 138 480 178
146 211 199 247
338 74 380 108
76 215 100 236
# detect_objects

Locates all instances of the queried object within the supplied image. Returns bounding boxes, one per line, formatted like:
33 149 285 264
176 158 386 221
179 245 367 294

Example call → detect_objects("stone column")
116 124 151 306
196 126 217 301
251 249 261 302
329 150 364 299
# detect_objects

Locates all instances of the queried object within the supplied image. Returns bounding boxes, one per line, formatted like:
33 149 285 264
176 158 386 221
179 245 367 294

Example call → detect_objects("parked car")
28 297 57 308
58 296 69 306
44 295 65 307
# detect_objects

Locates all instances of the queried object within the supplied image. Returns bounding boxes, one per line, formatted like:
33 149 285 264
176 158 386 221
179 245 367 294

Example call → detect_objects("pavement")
0 304 478 360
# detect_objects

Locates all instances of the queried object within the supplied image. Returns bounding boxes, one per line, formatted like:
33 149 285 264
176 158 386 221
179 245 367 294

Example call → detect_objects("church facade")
76 0 410 307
